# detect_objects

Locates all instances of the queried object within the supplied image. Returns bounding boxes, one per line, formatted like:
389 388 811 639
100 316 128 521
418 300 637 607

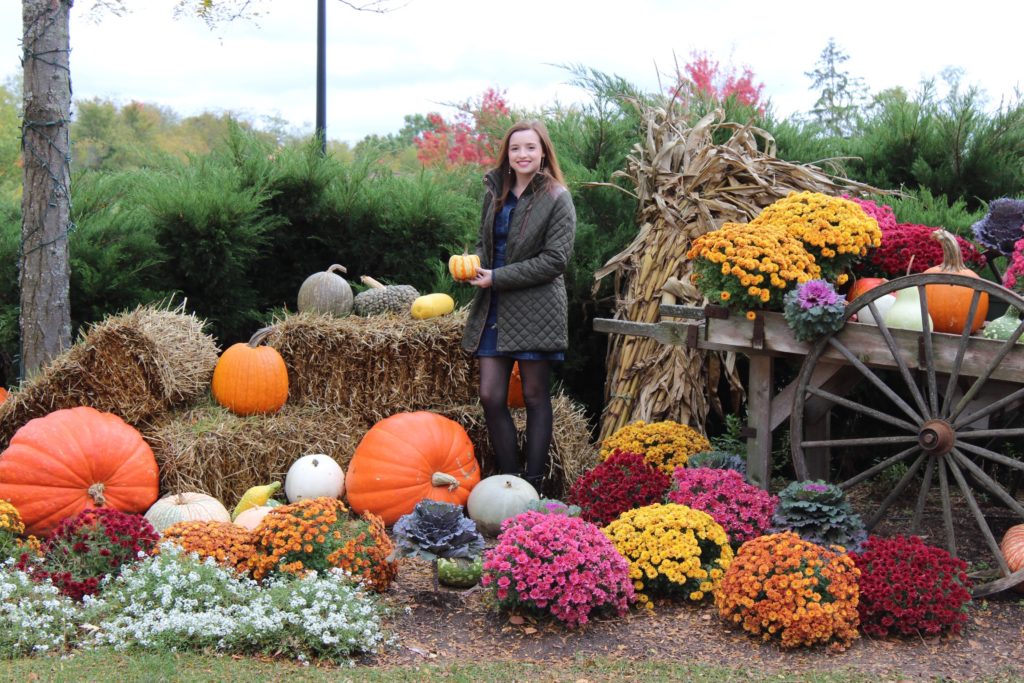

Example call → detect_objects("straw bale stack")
264 310 478 421
146 393 595 505
0 303 218 447
594 107 888 440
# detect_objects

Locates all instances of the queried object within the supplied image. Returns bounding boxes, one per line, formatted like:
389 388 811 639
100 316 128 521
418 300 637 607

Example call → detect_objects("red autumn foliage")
414 88 510 168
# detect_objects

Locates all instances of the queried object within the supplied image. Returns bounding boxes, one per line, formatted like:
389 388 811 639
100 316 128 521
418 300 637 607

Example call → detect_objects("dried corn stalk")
594 106 887 440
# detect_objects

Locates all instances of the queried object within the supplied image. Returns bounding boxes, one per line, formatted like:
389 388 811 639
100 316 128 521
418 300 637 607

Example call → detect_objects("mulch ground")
368 552 1024 683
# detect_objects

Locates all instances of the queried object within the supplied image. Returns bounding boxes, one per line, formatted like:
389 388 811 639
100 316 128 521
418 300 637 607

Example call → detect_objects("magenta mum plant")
851 535 972 638
568 450 671 526
481 511 635 627
667 467 777 545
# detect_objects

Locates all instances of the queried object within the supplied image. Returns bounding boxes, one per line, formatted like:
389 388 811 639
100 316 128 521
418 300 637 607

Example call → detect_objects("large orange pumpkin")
345 411 480 525
212 326 289 416
924 229 988 334
1000 524 1024 594
0 406 159 537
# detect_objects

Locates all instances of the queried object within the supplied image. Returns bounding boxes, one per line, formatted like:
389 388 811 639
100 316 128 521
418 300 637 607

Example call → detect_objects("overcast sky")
3 0 1021 144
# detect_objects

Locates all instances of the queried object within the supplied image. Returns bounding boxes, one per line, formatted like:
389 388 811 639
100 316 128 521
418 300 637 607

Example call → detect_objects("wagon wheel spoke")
948 448 1024 519
838 445 921 490
940 289 987 417
916 285 940 416
954 385 1024 430
802 435 919 449
804 386 919 433
825 336 924 424
911 455 937 536
954 440 1024 473
948 318 1024 424
953 427 1024 441
864 453 928 531
937 456 956 557
945 451 1011 576
857 306 931 419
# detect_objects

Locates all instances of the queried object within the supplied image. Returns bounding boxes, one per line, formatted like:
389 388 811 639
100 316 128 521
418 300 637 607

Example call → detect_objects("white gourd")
145 492 231 533
883 286 932 331
466 474 539 536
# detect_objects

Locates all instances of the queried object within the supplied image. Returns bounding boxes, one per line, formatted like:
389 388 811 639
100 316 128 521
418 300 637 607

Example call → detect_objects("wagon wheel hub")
918 419 955 456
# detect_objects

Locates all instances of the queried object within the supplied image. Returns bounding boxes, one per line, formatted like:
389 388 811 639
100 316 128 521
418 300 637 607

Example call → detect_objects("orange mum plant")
714 531 860 649
159 520 256 576
249 497 397 592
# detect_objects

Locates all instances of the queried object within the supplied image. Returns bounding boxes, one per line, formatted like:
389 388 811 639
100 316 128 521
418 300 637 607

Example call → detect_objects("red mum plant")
667 467 777 546
851 535 972 638
865 222 985 278
17 508 158 600
567 450 671 526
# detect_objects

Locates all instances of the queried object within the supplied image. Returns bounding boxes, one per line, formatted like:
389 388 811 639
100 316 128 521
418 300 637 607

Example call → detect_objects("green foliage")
883 187 986 236
0 79 20 199
687 451 747 475
69 171 172 328
771 480 867 552
805 38 867 137
0 195 20 378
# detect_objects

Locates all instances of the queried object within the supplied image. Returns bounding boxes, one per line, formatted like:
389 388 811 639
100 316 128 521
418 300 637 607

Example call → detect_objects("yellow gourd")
411 293 455 319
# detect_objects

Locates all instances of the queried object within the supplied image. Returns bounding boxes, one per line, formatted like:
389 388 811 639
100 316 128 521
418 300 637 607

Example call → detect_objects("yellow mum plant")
714 531 860 649
599 420 710 475
160 520 256 576
749 191 881 282
0 499 23 536
688 222 821 315
249 497 397 592
0 499 38 561
603 503 733 607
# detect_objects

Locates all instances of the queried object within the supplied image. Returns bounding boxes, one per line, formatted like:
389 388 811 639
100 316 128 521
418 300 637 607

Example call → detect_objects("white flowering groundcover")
0 544 390 663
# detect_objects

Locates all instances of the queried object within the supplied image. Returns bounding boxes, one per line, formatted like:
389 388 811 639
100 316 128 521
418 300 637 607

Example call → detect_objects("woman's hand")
469 268 493 288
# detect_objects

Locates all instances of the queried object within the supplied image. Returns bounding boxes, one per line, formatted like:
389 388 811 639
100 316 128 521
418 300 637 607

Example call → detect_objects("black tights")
478 356 552 485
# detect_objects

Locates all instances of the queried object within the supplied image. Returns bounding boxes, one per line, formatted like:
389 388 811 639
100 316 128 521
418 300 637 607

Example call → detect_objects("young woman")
461 120 576 491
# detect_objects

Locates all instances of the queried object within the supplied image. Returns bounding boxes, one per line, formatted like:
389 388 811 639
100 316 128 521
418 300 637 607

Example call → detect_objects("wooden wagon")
595 273 1024 596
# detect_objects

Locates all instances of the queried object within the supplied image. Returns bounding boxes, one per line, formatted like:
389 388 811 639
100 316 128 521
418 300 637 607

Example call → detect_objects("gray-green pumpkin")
437 556 483 588
353 275 420 316
982 307 1024 343
297 264 353 316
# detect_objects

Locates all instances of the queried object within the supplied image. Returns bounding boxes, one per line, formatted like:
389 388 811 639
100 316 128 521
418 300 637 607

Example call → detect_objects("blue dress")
476 193 564 362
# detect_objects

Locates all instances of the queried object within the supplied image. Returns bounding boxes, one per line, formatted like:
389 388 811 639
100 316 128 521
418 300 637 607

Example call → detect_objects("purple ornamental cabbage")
971 197 1024 255
391 499 484 561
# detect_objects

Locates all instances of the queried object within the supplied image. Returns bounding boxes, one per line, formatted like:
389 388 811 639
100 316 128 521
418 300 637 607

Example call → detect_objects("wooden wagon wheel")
790 273 1024 597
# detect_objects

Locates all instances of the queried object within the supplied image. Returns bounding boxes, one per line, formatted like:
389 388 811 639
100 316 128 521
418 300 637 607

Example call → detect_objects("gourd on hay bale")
0 303 217 447
263 310 478 422
142 401 366 506
146 393 595 505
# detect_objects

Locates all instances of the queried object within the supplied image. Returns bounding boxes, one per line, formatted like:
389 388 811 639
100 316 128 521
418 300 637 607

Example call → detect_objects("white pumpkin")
297 264 354 316
466 474 539 536
145 492 231 533
285 453 346 503
234 505 275 531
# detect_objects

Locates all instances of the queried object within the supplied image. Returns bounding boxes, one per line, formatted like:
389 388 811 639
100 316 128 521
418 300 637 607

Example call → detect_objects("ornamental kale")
391 500 484 562
782 279 846 342
771 480 867 552
972 197 1024 255
687 450 747 476
524 498 582 517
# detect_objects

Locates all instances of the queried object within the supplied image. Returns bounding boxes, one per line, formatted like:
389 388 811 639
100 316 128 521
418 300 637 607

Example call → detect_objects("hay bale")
146 393 596 506
0 303 218 447
144 401 366 507
265 311 478 422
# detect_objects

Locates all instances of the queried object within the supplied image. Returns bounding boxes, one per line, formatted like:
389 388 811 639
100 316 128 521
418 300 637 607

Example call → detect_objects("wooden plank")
746 355 773 491
592 318 694 347
658 304 705 320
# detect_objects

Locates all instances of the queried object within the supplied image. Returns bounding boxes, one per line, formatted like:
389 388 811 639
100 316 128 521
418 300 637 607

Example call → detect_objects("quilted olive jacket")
461 169 577 354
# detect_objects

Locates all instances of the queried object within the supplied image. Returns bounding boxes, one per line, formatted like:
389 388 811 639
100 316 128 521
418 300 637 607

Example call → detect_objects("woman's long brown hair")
491 120 566 213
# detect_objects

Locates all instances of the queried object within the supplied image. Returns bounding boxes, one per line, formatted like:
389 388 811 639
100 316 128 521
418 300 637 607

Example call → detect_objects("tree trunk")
20 0 73 377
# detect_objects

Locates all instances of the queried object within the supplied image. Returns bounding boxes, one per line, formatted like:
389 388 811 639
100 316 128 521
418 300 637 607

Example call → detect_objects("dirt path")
370 559 1024 682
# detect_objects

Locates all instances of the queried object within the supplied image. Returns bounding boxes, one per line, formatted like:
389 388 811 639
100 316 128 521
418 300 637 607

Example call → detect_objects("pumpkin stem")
431 472 461 491
247 326 276 348
360 275 386 290
88 482 107 506
931 229 968 272
327 264 348 275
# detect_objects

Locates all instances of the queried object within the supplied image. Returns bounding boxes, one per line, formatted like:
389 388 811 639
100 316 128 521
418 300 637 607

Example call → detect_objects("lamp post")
315 0 327 154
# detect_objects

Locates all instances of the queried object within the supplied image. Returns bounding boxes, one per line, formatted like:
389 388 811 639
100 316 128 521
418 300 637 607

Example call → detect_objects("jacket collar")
483 168 547 197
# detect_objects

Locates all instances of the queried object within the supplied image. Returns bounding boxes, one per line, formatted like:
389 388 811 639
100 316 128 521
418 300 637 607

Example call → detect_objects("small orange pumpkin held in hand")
345 411 481 525
212 326 289 416
448 249 481 282
0 406 160 537
924 229 988 334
